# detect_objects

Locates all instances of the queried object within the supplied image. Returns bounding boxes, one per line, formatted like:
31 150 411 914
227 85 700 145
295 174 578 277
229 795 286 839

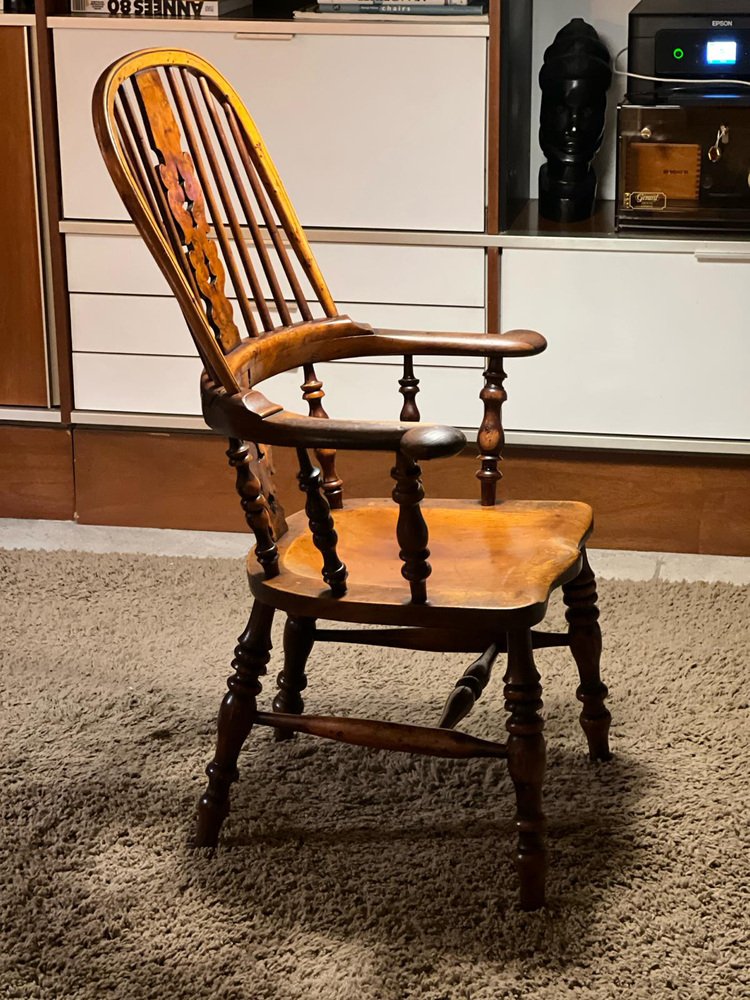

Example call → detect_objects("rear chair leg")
505 629 547 911
195 600 275 847
562 549 612 762
272 616 315 742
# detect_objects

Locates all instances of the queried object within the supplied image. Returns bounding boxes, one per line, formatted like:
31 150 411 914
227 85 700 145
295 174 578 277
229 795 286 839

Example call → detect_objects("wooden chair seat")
251 499 593 630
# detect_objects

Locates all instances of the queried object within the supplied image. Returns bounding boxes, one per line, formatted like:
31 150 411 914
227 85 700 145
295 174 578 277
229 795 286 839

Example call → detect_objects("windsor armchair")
93 48 612 911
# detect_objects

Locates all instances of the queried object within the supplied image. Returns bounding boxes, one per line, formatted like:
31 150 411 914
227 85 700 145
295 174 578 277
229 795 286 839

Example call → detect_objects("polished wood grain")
0 425 74 520
439 643 501 730
0 27 47 407
299 366 343 509
94 48 605 911
391 452 431 605
74 429 248 532
251 499 592 630
499 447 750 557
487 0 502 236
34 0 74 419
196 600 275 848
562 548 611 761
399 356 421 423
254 712 508 760
505 629 547 911
226 437 280 577
296 448 348 597
272 614 314 742
314 627 569 654
70 432 749 555
476 356 508 506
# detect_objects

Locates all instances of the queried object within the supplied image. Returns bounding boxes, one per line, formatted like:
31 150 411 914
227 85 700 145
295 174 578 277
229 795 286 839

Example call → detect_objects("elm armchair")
92 48 612 911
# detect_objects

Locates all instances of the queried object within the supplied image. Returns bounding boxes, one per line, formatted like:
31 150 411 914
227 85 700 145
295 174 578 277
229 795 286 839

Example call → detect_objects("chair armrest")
367 327 547 359
200 374 466 461
224 320 546 382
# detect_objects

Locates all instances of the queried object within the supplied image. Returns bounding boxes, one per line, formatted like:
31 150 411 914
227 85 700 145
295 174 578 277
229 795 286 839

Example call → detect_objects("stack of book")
295 1 487 20
70 0 252 16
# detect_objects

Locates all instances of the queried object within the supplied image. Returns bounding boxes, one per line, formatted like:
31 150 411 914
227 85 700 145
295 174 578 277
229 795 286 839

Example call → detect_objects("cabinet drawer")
73 353 203 415
70 293 485 368
66 236 485 308
72 352 487 423
54 28 487 231
501 249 750 441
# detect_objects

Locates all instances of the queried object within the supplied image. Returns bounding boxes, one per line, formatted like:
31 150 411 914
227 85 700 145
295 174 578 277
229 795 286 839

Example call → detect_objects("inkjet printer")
617 0 750 229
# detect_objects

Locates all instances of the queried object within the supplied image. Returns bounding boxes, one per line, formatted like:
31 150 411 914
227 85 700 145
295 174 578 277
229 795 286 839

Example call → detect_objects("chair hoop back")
92 47 338 393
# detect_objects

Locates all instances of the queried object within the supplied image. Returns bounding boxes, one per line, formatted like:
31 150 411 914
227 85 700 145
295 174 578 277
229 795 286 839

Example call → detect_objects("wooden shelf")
496 199 750 254
47 14 490 36
0 13 36 25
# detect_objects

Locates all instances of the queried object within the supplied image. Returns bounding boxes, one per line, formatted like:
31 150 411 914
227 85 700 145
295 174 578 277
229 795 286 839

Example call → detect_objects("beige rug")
1 548 748 1000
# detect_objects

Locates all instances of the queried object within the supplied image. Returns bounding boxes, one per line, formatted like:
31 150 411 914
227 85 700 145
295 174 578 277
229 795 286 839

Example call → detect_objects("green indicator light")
673 47 685 60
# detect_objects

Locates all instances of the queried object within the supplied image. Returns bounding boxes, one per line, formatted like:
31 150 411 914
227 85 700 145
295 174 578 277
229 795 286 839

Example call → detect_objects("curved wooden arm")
369 327 547 359
200 374 466 460
224 319 547 384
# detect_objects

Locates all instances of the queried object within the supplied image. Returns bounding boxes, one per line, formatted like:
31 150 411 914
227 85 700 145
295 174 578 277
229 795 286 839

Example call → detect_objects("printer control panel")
655 29 750 77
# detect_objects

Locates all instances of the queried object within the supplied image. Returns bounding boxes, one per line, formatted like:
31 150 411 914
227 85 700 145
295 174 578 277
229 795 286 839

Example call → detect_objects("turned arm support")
201 374 466 462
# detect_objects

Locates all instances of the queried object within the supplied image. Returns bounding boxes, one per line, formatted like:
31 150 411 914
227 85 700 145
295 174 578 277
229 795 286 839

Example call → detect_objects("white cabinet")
500 248 750 442
65 235 485 307
54 21 492 424
67 234 487 414
53 27 487 231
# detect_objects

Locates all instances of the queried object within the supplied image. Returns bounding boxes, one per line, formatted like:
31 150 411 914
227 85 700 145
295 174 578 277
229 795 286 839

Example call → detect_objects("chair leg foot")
194 600 275 847
272 615 315 742
505 629 547 911
563 549 612 763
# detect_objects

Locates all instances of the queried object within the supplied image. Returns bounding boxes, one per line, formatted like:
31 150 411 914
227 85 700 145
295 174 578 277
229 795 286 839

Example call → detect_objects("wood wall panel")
74 429 248 532
0 425 74 519
497 448 750 557
35 0 74 418
71 429 749 556
0 27 48 407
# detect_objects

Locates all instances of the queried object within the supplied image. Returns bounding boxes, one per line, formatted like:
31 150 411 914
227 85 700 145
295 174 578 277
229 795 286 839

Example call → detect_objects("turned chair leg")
505 629 547 911
272 615 315 742
562 549 612 762
195 600 275 848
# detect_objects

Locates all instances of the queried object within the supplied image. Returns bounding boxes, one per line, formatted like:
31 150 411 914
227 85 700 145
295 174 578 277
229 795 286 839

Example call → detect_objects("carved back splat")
93 48 344 519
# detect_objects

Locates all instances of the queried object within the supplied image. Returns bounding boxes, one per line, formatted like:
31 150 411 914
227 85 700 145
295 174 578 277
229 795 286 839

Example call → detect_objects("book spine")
321 1 471 5
69 0 232 15
316 3 475 12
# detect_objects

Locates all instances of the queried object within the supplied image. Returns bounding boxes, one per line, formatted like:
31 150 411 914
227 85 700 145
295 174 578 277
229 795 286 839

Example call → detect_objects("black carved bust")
538 19 612 223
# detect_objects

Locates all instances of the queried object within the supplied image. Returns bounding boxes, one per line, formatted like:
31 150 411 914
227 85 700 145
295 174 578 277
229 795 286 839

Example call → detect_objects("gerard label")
624 192 668 210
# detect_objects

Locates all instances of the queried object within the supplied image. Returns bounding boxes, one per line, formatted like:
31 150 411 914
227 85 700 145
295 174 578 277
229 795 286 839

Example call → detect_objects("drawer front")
501 249 750 441
70 293 486 368
66 235 486 308
73 353 203 415
54 28 487 231
72 352 486 423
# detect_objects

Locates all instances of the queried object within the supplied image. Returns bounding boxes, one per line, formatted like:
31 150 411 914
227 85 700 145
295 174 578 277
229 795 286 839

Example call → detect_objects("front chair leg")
195 600 275 848
562 549 612 762
272 615 315 742
505 629 547 911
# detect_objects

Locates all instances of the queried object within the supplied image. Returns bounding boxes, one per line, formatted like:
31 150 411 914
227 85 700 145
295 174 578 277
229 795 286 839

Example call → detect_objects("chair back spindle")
94 48 347 550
